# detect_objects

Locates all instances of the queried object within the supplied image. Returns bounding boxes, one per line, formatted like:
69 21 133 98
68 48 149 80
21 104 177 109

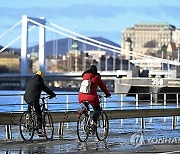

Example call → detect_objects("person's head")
36 70 43 78
89 65 97 74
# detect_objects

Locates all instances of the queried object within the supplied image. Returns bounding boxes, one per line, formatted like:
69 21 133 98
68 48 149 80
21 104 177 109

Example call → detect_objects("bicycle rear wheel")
77 113 89 142
19 111 34 141
43 110 54 140
96 111 109 141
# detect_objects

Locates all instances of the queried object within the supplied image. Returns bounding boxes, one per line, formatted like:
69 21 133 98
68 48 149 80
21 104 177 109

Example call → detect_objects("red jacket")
78 72 111 107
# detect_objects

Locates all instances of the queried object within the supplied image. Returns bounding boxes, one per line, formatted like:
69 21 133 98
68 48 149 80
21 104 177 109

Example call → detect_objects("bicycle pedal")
91 131 95 135
38 132 46 137
26 114 30 120
34 127 39 131
89 129 95 135
38 134 46 137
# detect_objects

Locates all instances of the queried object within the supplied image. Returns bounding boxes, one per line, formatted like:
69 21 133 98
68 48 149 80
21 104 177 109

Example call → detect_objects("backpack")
79 79 91 94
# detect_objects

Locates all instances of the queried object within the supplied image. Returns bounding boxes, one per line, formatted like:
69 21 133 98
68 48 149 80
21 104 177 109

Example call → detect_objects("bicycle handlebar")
40 95 54 100
98 94 111 98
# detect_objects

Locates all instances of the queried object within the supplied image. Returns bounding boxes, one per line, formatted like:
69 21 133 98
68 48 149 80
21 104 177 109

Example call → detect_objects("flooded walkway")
0 133 180 153
0 118 180 153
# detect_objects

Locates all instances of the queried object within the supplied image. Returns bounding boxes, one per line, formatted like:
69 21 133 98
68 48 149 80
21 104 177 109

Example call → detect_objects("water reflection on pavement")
0 118 180 153
0 138 113 154
0 136 180 154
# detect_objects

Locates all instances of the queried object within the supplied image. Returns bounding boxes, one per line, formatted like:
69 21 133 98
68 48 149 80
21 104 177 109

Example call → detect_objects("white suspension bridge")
0 15 180 89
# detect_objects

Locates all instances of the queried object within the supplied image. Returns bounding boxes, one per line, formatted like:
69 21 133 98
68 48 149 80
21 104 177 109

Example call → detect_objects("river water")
0 90 180 153
0 90 178 112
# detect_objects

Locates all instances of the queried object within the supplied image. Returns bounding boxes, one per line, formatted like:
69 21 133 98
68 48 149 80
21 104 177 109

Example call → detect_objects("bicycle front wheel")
43 110 54 140
77 113 89 142
96 111 109 141
19 111 34 141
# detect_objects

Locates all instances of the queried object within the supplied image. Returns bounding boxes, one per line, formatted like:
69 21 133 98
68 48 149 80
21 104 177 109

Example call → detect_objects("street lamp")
161 44 167 70
177 44 180 62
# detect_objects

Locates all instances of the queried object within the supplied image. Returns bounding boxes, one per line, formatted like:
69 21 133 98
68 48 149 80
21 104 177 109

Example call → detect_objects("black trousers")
83 102 101 124
28 102 42 129
92 105 101 124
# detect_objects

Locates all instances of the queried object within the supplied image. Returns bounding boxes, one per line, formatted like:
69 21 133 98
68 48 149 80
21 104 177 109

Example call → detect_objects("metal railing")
1 92 180 112
0 92 180 140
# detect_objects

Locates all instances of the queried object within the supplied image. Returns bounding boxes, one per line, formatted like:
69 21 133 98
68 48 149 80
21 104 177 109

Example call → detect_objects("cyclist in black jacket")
24 71 56 136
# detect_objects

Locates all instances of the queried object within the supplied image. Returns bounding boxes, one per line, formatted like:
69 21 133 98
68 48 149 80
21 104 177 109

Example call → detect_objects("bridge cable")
0 20 22 39
49 22 172 63
29 19 149 60
0 26 35 53
29 18 180 66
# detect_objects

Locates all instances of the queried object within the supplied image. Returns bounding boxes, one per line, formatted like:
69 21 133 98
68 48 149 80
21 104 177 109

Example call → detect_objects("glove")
105 93 111 98
49 93 56 99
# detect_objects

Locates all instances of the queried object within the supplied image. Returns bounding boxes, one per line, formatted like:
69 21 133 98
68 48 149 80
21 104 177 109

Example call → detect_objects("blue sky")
0 0 180 48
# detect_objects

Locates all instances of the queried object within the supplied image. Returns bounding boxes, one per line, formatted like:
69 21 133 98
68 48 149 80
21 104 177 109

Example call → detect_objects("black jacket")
24 74 56 103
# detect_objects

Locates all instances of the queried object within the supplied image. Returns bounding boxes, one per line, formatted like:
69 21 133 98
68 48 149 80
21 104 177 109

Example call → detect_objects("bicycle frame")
77 95 109 142
19 95 54 141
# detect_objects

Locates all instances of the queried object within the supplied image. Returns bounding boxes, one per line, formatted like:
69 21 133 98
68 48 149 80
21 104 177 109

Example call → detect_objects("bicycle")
19 96 54 141
77 95 109 142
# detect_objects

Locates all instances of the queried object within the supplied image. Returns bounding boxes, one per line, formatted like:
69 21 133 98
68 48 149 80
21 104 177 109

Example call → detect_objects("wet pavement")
0 118 180 153
0 136 180 154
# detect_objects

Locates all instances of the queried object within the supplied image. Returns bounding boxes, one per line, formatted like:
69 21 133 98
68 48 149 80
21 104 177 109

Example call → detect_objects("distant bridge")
1 15 180 75
0 70 130 88
1 15 180 90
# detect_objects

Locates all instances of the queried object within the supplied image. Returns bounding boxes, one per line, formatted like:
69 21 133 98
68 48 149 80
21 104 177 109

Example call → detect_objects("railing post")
172 116 176 130
120 94 123 125
66 95 69 111
66 95 69 128
6 125 12 140
141 118 145 130
176 93 179 121
104 96 107 109
164 93 166 122
120 94 123 110
58 122 64 138
149 92 153 123
136 93 139 124
45 94 48 109
21 94 24 111
176 93 179 106
163 93 166 108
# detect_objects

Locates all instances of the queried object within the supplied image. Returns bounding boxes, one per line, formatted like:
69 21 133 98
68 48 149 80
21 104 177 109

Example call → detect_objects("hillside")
29 37 120 55
1 37 120 56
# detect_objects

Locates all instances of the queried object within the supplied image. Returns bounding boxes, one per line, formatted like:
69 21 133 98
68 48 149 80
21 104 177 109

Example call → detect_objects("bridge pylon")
20 15 46 87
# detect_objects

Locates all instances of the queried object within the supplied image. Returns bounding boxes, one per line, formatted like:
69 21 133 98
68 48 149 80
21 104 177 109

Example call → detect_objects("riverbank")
0 86 114 92
0 86 79 92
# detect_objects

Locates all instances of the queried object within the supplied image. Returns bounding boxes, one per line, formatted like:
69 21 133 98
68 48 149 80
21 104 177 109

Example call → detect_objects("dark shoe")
77 109 83 118
90 121 97 127
38 129 46 137
89 121 97 134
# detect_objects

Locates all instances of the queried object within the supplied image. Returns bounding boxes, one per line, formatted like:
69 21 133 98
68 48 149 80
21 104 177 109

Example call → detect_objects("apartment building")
172 29 180 46
0 52 20 73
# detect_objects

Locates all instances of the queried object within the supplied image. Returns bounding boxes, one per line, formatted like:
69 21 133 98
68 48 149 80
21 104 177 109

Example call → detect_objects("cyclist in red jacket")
78 65 111 126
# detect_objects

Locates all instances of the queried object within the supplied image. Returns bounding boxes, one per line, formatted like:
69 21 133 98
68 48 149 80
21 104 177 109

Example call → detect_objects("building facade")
0 52 20 73
121 22 176 59
172 29 180 46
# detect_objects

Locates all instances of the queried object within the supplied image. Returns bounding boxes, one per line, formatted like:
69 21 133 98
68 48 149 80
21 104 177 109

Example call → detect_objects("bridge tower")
20 15 46 87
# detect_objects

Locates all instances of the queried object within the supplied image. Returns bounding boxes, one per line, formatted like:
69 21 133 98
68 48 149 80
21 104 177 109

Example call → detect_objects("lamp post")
161 44 166 70
178 44 180 63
